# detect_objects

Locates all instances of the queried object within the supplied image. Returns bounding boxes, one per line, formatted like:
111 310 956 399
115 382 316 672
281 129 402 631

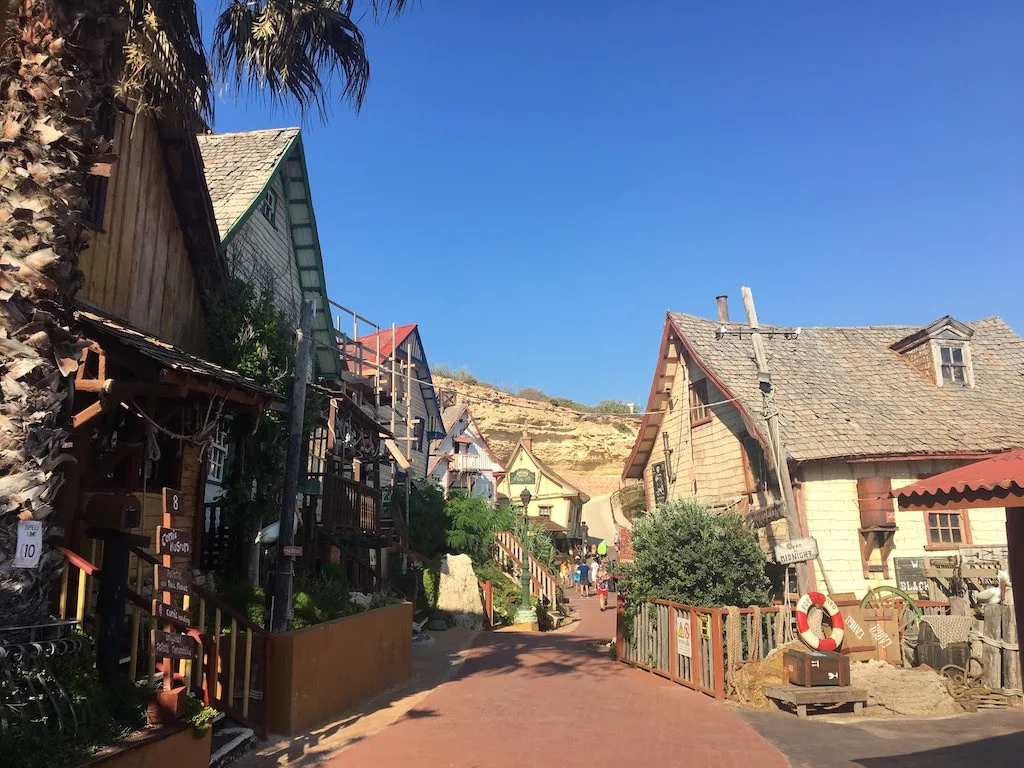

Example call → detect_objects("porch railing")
322 473 380 533
494 531 558 608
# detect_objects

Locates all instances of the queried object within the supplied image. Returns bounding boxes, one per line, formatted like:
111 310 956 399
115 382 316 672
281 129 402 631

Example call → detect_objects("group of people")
559 550 613 611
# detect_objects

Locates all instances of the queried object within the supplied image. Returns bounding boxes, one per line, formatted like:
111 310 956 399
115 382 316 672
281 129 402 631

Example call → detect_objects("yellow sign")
700 614 712 640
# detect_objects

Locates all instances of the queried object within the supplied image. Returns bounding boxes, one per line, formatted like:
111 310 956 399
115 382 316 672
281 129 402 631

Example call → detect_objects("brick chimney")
521 430 533 450
716 295 730 323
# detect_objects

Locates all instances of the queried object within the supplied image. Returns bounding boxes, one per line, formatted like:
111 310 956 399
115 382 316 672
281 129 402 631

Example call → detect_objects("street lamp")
513 487 537 627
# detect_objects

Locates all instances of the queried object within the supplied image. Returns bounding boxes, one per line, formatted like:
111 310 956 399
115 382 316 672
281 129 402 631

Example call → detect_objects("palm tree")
0 0 410 630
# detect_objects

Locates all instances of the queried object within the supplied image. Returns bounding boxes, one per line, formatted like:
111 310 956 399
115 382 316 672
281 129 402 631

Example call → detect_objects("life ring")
795 592 845 652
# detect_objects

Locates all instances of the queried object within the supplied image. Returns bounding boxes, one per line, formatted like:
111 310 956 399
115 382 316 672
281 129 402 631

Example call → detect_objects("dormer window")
939 345 967 385
891 315 975 389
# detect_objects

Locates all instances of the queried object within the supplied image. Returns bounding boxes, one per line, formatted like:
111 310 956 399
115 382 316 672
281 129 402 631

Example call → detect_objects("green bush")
389 480 448 558
594 399 633 414
291 572 360 629
445 493 514 564
526 521 558 571
216 579 266 627
619 499 771 608
421 557 442 611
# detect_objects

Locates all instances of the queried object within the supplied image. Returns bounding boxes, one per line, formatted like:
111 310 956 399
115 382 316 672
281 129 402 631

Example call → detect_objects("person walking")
573 556 584 595
589 557 600 601
578 557 591 597
596 561 610 611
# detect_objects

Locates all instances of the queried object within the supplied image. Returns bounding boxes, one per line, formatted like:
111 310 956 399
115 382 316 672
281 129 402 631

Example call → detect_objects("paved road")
327 596 786 768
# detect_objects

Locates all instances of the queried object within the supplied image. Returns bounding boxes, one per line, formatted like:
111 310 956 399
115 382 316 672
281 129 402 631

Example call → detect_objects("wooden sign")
509 468 536 485
162 487 185 516
151 630 194 660
894 557 931 600
774 536 819 565
153 600 192 630
840 604 900 664
156 526 192 558
154 564 191 594
281 545 303 558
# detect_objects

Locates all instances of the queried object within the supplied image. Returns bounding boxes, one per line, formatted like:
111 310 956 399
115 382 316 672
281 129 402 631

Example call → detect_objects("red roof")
893 449 1024 503
342 324 417 371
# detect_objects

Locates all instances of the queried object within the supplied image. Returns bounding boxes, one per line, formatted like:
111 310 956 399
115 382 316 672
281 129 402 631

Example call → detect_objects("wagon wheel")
860 586 922 636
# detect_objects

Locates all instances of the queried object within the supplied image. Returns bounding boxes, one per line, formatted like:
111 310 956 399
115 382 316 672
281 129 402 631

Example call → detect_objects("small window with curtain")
689 379 712 426
926 511 968 548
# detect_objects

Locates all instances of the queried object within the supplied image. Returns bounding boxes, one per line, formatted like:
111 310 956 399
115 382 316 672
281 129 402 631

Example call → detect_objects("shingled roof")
666 312 1024 462
196 127 299 239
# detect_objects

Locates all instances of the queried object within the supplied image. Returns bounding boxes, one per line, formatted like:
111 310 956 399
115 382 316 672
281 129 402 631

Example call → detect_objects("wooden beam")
73 401 104 429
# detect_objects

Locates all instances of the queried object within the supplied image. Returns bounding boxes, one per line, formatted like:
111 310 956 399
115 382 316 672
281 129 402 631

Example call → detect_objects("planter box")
80 725 211 768
266 601 413 735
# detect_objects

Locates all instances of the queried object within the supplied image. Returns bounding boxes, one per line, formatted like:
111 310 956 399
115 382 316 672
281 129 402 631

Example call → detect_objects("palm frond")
214 0 385 119
118 0 213 124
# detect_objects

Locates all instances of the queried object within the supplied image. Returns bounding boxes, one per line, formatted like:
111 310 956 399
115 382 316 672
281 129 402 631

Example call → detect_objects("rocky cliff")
434 376 640 499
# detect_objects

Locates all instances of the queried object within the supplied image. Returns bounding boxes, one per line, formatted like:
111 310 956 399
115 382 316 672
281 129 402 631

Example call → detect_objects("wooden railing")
322 473 380 533
494 531 558 608
55 544 271 737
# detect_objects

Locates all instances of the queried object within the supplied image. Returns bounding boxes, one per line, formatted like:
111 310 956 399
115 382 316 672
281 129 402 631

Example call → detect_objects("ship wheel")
860 585 923 636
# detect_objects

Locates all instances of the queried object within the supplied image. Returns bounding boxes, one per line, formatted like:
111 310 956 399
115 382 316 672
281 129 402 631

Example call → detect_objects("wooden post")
739 287 813 596
983 604 1002 690
711 609 726 699
1008 508 1024 692
615 593 625 662
1001 604 1020 699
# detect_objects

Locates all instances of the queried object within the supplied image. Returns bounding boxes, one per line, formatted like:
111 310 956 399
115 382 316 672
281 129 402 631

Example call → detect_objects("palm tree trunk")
0 1 122 631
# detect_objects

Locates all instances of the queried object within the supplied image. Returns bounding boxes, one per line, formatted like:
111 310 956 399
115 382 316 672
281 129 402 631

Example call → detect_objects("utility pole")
738 287 814 596
271 299 313 632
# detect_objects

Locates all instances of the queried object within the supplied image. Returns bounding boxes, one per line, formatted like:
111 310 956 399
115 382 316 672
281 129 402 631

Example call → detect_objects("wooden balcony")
321 473 381 534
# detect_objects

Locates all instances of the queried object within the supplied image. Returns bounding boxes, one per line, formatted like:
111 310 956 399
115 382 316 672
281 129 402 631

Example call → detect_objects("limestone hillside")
434 376 641 499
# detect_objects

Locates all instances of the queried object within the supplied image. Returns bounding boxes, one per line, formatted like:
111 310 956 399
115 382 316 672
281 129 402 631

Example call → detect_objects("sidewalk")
327 596 787 767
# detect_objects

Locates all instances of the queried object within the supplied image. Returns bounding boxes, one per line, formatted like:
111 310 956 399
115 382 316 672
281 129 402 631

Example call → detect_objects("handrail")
56 545 101 577
493 531 557 607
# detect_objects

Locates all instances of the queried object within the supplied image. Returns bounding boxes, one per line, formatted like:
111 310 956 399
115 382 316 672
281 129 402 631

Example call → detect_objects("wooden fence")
977 604 1021 698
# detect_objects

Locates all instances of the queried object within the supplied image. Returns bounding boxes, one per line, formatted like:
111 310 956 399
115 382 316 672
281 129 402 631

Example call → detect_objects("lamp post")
513 487 538 627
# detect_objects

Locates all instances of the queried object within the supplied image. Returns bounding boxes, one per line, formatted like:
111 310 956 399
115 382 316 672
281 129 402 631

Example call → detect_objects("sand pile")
851 659 964 717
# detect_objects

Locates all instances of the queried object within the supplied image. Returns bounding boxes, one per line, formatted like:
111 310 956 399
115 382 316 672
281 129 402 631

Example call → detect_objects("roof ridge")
670 310 1000 332
197 126 300 140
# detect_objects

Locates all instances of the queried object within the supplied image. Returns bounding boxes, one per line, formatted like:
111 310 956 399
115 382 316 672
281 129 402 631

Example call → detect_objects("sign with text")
153 601 192 629
676 613 693 658
774 536 819 565
699 613 712 640
281 545 303 558
162 487 185 516
13 520 43 569
893 557 931 600
509 468 536 485
151 630 195 660
156 526 192 558
652 462 667 505
154 565 191 594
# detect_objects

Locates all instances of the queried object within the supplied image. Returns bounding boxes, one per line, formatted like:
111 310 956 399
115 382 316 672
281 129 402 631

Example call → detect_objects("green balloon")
597 541 607 555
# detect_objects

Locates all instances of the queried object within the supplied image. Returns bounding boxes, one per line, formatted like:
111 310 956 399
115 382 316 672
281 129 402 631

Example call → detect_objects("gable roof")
626 312 1024 472
428 404 503 475
509 438 590 504
354 324 418 365
442 404 468 431
196 127 299 240
196 127 338 379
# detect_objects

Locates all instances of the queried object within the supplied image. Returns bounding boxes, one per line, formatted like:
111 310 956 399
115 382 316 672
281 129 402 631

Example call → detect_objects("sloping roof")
428 404 504 476
442 404 468 432
196 127 299 239
76 309 277 403
350 324 418 366
663 312 1024 463
511 438 590 504
893 449 1024 508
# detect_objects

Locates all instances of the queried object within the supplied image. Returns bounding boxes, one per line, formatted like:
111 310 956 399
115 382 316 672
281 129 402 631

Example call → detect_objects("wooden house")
622 297 1024 598
429 404 505 501
496 434 589 547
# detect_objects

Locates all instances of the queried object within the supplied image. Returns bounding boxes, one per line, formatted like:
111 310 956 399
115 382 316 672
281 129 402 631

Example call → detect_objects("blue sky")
203 2 1024 407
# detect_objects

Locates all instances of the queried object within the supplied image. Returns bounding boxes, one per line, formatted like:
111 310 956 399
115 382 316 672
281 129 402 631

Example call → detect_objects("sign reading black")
154 565 191 594
893 557 931 600
156 526 192 558
652 462 667 504
151 630 194 660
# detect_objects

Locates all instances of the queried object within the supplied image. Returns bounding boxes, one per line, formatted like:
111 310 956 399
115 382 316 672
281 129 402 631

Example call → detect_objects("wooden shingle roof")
668 312 1024 462
196 127 299 239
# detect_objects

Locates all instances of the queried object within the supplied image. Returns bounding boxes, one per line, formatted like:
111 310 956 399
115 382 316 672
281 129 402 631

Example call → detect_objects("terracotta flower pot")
148 685 187 725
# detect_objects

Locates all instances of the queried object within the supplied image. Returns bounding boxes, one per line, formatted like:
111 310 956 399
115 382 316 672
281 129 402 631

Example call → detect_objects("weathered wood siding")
79 113 206 353
224 170 302 323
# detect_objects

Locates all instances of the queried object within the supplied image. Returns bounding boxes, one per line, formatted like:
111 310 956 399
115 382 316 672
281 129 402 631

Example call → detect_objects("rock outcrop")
434 376 641 499
436 553 485 630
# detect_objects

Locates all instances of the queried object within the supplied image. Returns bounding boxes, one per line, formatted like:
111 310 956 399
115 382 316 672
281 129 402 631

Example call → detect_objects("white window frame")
207 424 229 484
260 189 278 227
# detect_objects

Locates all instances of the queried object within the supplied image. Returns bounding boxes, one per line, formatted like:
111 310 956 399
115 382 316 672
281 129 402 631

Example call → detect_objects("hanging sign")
699 613 712 640
151 630 195 660
893 557 931 600
13 520 43 569
652 462 668 505
154 564 191 594
676 613 693 658
774 536 819 565
156 526 192 558
153 601 192 629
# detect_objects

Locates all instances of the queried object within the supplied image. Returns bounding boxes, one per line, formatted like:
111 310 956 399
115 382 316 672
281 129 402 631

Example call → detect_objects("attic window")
939 345 966 385
260 189 278 227
689 379 712 426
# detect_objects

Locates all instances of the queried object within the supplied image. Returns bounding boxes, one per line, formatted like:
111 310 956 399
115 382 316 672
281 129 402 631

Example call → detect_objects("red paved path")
328 596 788 768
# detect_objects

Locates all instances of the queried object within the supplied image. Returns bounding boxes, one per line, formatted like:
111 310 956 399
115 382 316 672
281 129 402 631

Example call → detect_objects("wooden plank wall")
79 112 208 355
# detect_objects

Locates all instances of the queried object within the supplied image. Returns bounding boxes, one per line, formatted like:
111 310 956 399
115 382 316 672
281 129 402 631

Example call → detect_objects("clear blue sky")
203 2 1024 407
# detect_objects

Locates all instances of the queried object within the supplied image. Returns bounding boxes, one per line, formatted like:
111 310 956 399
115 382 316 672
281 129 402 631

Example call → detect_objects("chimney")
716 295 730 323
521 430 532 450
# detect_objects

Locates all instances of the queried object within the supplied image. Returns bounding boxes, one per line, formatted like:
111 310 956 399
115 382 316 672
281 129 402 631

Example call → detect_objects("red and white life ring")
795 592 845 652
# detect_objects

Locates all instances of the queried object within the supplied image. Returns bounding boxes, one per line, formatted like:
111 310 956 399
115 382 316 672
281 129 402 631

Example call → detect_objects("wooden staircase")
493 531 558 609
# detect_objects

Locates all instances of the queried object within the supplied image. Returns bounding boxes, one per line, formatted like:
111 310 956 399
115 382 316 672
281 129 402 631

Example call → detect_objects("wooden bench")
763 685 868 719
